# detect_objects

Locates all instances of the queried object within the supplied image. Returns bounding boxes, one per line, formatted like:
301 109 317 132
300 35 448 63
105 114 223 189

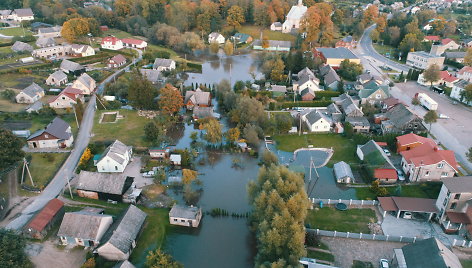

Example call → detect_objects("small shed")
169 204 202 228
333 161 354 183
23 198 64 240
149 147 170 159
170 154 182 166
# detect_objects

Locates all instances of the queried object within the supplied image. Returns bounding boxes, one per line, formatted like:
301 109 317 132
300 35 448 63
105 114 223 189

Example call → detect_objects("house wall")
436 184 449 220
298 80 321 93
458 72 472 82
405 160 456 182
325 58 361 68
72 80 96 95
406 53 445 70
16 92 39 104
49 95 78 109
24 206 64 240
77 190 99 200
362 90 389 105
97 156 128 173
169 211 202 227
97 242 130 261
154 62 176 72
38 32 60 39
451 85 472 105
46 76 67 86
32 46 67 59
102 41 124 50
301 93 315 101
150 151 166 159
352 125 370 133
305 118 331 132
27 136 60 149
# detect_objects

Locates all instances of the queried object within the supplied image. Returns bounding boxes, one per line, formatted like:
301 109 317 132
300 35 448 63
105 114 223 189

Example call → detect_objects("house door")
188 220 192 227
32 142 37 148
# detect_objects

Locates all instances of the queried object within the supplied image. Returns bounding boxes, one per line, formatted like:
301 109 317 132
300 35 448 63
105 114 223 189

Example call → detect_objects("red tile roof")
424 35 440 42
374 169 398 180
442 38 455 45
458 66 472 75
26 198 64 232
48 87 82 103
101 36 120 45
376 141 388 147
400 142 458 170
396 133 436 147
378 196 438 213
121 38 145 45
110 54 126 65
440 71 458 83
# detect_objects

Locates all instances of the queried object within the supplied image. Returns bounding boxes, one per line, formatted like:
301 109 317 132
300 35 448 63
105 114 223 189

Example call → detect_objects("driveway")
29 240 86 268
122 156 153 188
321 236 405 268
381 214 462 246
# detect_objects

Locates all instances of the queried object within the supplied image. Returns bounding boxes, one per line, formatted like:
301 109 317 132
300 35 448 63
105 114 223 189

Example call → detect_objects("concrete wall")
97 242 130 261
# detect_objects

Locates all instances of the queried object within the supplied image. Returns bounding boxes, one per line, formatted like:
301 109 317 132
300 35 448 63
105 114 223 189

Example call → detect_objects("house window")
115 166 118 171
424 171 430 177
450 202 457 209
441 172 448 177
437 163 444 168
173 219 177 222
454 194 461 200
181 220 185 222
443 198 448 206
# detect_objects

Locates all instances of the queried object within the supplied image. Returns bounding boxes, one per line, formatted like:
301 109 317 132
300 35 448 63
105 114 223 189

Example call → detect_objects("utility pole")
298 111 302 136
21 158 34 186
72 104 79 129
64 169 73 199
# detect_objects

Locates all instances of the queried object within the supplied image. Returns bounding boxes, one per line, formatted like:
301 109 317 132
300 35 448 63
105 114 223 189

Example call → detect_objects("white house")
169 204 202 228
11 8 34 21
46 70 68 87
96 140 133 173
282 0 307 33
121 38 148 49
101 36 123 50
451 80 471 105
208 32 225 44
293 68 321 93
153 58 176 72
26 117 74 149
71 73 96 95
37 26 62 38
302 110 332 132
48 86 84 109
458 66 472 82
270 22 283 31
57 211 113 247
15 83 45 104
69 44 95 57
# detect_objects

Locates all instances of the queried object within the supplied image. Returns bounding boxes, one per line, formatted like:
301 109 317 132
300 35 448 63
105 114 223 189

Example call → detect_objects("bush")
279 100 333 109
314 90 341 99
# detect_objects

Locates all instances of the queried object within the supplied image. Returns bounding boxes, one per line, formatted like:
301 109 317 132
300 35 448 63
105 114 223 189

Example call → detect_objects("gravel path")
321 237 406 268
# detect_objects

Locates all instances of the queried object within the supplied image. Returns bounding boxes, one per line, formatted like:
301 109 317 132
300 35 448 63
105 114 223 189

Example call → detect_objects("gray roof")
27 117 71 140
409 51 442 59
25 101 43 112
185 89 210 105
98 140 131 165
153 58 174 69
57 211 112 240
110 54 126 64
401 238 461 268
441 176 472 193
335 93 363 117
346 116 370 127
140 69 160 82
443 51 466 59
384 104 419 129
298 67 315 79
114 261 136 268
300 88 315 98
272 22 282 27
48 70 67 81
341 35 354 43
20 82 44 98
455 79 469 89
324 68 341 86
36 37 56 47
13 8 33 17
38 26 61 34
193 106 214 118
317 47 358 59
11 41 33 52
333 161 354 180
297 74 319 87
60 59 84 72
358 140 395 169
305 110 331 125
99 205 146 254
169 204 200 220
270 85 287 93
319 64 334 76
358 73 373 82
209 32 223 39
75 73 95 89
70 44 92 53
76 171 131 195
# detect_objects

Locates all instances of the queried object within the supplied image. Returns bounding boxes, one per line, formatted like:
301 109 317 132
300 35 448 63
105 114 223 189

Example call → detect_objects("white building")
71 73 96 95
458 66 472 82
451 80 471 105
15 83 45 104
169 204 202 228
208 32 225 44
406 51 445 70
96 140 133 173
69 44 95 57
26 117 74 149
101 36 123 50
282 0 307 33
153 58 176 72
302 110 332 132
11 8 34 21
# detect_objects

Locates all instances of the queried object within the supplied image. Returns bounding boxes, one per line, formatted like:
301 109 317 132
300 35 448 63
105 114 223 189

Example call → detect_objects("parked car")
397 170 405 181
438 113 449 119
379 259 389 268
403 212 412 219
383 148 391 157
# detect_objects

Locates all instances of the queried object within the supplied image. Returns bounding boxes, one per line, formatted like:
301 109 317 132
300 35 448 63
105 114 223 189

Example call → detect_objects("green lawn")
0 27 31 36
102 29 134 39
461 260 472 268
273 134 359 166
236 25 296 42
355 182 442 200
0 73 48 90
24 153 69 189
92 109 153 147
372 43 406 64
306 207 376 233
307 249 335 263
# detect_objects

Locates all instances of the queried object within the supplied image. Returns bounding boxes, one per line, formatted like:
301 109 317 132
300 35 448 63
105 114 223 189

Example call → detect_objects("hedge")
315 90 341 98
279 100 333 109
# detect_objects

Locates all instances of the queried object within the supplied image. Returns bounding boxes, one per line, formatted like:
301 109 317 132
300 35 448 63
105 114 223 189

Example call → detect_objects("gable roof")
26 198 64 232
57 211 112 240
48 70 67 81
76 171 131 195
74 73 95 89
300 88 315 98
209 32 223 39
185 89 210 105
401 142 458 170
298 67 315 79
13 8 33 17
305 110 331 125
233 33 251 43
270 85 287 93
359 140 395 169
48 86 83 104
169 204 200 219
140 69 160 82
121 38 145 45
383 104 419 129
443 51 466 59
441 176 472 193
333 161 354 180
317 47 359 59
69 44 93 53
102 36 121 45
38 26 61 34
324 68 341 86
396 133 435 147
424 35 440 42
153 58 174 69
458 66 472 75
401 237 461 268
346 116 370 127
60 59 84 72
378 197 438 213
441 38 456 45
286 1 307 20
36 37 56 47
110 54 126 65
11 41 33 52
439 71 459 83
341 35 354 43
98 140 131 165
114 260 136 268
20 83 44 98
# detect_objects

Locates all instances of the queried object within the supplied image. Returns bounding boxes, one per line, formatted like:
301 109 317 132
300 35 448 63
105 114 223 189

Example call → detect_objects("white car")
397 170 405 181
383 148 391 157
380 259 389 268
403 212 412 219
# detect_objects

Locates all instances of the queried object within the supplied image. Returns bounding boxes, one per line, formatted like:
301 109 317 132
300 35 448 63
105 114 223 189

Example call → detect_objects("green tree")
0 229 31 268
158 84 183 115
248 165 310 266
226 5 245 30
145 249 183 268
0 129 25 170
370 29 380 43
74 98 84 124
466 147 472 163
275 113 293 134
261 150 279 167
144 122 162 143
460 84 472 104
201 117 222 144
338 59 363 81
243 124 260 146
128 71 156 110
465 48 472 67
223 40 234 56
424 110 438 133
423 64 441 89
399 33 422 55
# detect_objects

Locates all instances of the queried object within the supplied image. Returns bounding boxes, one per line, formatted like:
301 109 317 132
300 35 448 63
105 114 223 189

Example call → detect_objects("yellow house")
314 47 361 68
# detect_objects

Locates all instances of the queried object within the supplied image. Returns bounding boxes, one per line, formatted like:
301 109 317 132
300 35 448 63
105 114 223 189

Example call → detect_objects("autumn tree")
61 17 92 42
300 3 334 47
261 150 279 167
128 71 156 110
443 20 457 37
430 17 446 35
248 165 310 266
145 249 183 268
254 0 270 26
158 84 183 115
209 41 219 54
362 5 379 26
74 98 84 124
201 117 222 144
424 110 438 133
226 127 240 143
223 40 234 56
226 5 245 30
423 64 441 89
370 29 380 43
376 14 387 33
182 169 198 184
79 148 92 166
0 129 24 170
464 48 472 66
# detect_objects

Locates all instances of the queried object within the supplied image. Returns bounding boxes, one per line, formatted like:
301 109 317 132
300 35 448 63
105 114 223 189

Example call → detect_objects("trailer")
415 93 438 111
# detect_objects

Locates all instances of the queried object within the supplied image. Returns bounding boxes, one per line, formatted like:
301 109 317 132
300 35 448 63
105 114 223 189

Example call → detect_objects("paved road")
6 50 143 230
354 24 411 74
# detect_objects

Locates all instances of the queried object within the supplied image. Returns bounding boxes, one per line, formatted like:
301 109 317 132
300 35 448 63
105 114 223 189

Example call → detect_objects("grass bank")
305 207 376 234
24 153 69 189
355 182 442 200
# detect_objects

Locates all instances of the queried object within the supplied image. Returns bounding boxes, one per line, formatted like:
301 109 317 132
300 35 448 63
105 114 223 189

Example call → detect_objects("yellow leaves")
61 18 91 42
79 147 92 166
182 169 198 184
226 5 245 29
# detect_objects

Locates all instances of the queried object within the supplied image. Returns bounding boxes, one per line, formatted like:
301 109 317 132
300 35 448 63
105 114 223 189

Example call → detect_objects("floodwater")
184 52 263 87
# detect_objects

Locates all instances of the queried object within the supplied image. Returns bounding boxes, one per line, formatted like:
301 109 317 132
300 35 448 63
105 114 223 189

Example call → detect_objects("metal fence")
310 198 378 206
452 239 472 248
308 228 418 243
